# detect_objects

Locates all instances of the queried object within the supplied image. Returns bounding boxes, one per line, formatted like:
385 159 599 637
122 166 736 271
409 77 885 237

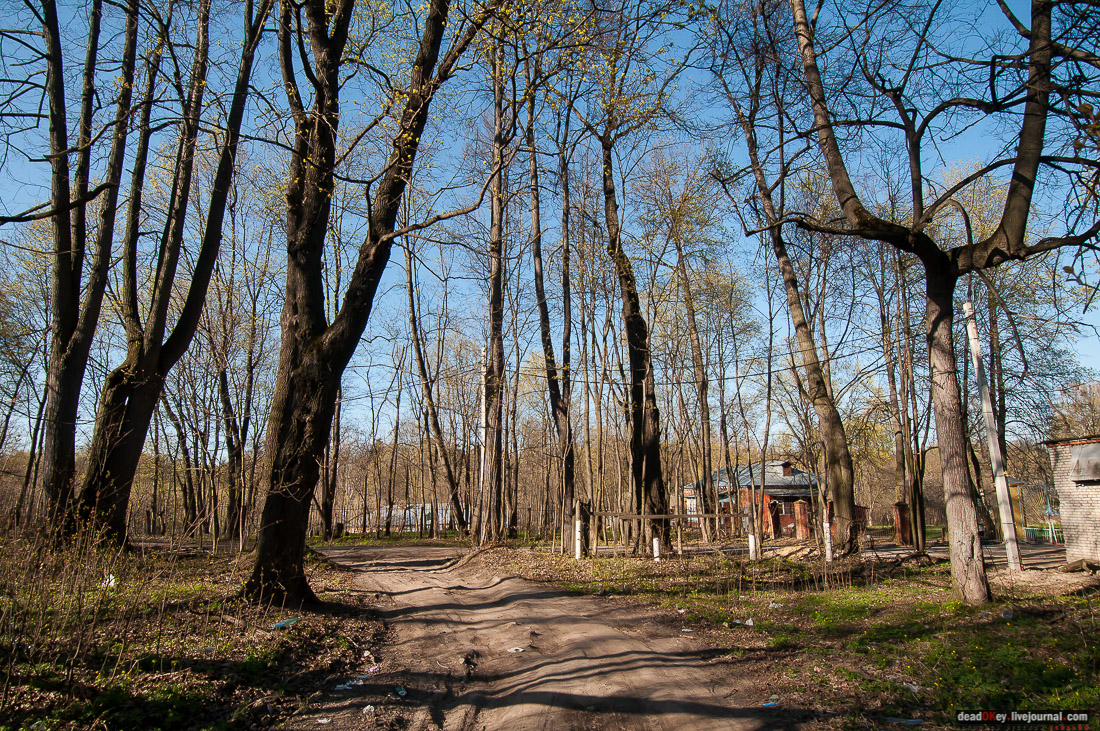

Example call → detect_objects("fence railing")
1024 525 1064 544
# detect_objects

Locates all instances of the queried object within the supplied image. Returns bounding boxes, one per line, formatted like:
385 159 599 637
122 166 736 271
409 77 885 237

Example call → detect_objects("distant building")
1045 435 1100 563
364 503 468 533
681 461 819 538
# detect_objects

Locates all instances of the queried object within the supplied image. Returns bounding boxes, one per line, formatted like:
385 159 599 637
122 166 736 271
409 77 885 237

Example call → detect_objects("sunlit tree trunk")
599 138 668 545
39 0 139 531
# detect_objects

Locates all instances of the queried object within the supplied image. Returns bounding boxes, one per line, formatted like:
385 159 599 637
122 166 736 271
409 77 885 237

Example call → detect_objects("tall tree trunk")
530 59 575 554
599 137 667 544
925 264 991 603
218 367 244 539
245 0 497 603
252 352 344 599
734 97 858 553
15 379 48 528
39 0 139 530
506 306 522 539
717 364 736 538
579 277 594 547
671 233 713 538
755 276 777 554
879 279 908 509
385 362 404 538
870 246 911 540
987 297 1009 468
897 253 927 550
76 0 271 542
161 395 198 534
320 389 342 540
481 38 507 544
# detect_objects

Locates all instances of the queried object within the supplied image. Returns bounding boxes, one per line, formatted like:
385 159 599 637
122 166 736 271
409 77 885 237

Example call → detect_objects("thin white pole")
963 301 1022 571
574 502 582 560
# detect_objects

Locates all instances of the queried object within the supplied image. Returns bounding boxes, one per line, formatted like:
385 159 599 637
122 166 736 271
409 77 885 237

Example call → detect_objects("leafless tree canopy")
0 0 1095 604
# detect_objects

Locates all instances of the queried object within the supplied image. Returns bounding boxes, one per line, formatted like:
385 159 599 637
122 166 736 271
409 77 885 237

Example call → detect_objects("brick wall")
1048 440 1100 563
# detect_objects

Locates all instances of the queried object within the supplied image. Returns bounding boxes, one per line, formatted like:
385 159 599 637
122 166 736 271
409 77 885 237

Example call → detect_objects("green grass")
497 546 1099 729
0 536 382 731
791 579 1099 719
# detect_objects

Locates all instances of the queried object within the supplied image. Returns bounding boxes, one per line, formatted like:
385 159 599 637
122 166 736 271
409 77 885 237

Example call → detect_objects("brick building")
1045 435 1100 563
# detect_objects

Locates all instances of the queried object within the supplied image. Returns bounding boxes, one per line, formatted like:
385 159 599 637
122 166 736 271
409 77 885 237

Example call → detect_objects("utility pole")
963 301 1022 571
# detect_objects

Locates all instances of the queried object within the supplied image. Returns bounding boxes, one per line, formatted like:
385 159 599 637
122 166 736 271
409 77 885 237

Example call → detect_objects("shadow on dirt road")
281 544 820 731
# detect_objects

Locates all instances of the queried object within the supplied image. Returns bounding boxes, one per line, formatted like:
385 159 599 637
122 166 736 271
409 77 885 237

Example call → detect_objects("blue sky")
0 0 1096 451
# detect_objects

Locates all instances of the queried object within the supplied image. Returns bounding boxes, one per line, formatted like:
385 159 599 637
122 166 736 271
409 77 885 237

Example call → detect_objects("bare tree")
708 0 860 553
76 0 274 541
32 0 140 530
405 242 469 534
244 0 502 604
786 0 1099 602
638 152 735 541
571 0 695 546
479 34 510 542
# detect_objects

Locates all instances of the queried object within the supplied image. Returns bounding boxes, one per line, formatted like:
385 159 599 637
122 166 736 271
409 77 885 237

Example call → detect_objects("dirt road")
283 545 813 730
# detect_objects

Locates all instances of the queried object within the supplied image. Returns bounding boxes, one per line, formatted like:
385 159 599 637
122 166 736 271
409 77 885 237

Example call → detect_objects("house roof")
683 461 818 497
1043 434 1100 446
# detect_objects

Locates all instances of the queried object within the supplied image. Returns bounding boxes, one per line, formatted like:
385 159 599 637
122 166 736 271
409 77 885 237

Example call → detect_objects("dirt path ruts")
281 545 813 731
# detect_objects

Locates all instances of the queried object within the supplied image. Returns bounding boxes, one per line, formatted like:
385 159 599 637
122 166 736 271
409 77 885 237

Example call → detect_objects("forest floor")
0 535 380 731
1 537 1096 730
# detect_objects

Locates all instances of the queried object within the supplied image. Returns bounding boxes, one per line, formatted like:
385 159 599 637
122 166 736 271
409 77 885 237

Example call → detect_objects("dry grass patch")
0 534 381 731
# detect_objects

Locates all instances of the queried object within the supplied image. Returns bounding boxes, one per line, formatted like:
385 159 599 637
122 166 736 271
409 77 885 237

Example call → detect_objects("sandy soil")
282 545 815 731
